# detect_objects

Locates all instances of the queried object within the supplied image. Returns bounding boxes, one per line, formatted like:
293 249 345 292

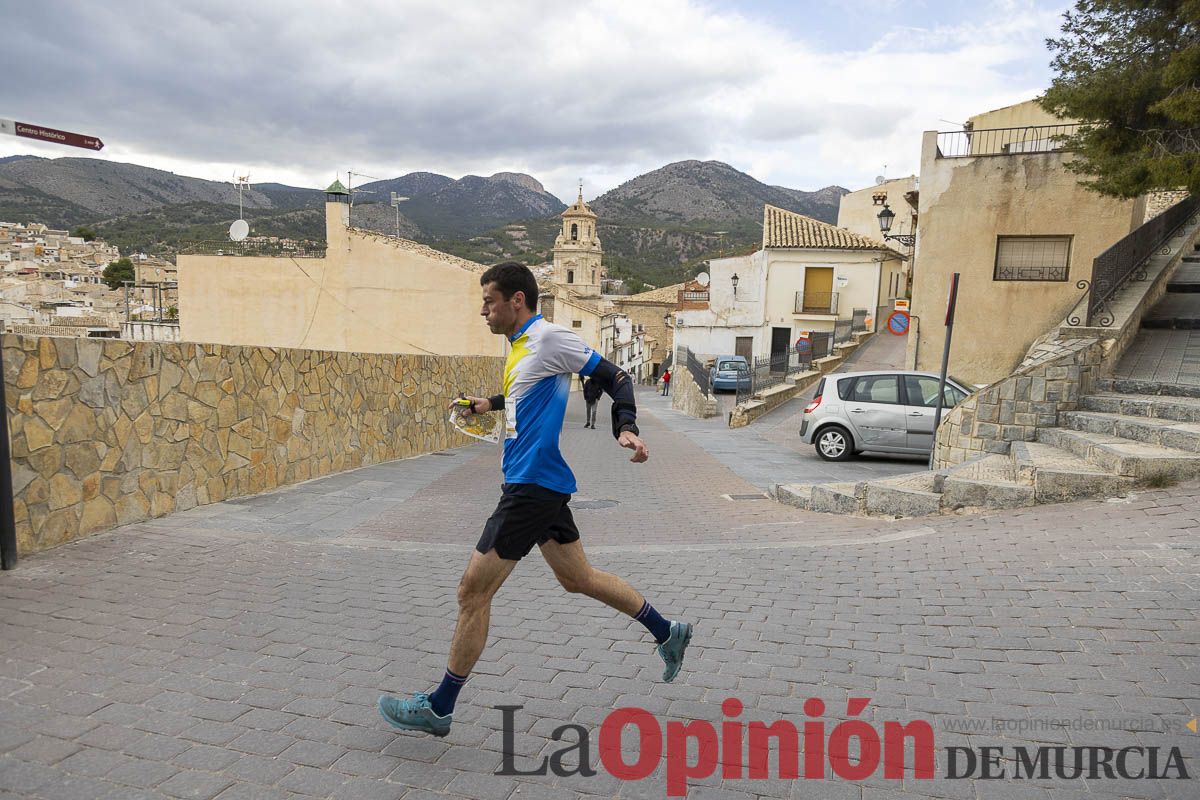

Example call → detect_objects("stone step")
1061 410 1200 453
937 454 1037 510
769 482 815 510
1081 392 1200 423
1037 427 1200 480
1095 378 1200 400
1009 440 1135 502
810 482 865 514
1141 294 1200 329
863 471 941 517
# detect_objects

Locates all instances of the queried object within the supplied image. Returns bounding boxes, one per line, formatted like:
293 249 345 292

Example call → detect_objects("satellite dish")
875 175 886 185
696 272 710 287
228 219 249 242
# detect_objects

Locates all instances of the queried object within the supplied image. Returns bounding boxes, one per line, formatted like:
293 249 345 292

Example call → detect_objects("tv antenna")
346 170 380 226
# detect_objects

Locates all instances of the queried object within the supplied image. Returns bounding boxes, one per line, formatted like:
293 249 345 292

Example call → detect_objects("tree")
71 225 97 241
102 257 135 291
1040 0 1200 198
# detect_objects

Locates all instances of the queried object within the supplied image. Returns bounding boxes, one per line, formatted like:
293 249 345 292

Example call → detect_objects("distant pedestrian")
661 368 671 396
583 375 603 428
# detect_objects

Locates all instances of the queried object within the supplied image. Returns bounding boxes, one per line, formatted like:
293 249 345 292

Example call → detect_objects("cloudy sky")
1 0 1069 202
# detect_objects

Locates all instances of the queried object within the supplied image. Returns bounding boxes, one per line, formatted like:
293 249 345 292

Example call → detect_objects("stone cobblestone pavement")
1 390 1199 799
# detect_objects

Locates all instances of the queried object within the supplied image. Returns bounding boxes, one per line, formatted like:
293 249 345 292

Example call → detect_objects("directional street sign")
0 119 104 151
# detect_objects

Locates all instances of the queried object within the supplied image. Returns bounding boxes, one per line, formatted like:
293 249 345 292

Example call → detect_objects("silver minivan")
799 371 973 461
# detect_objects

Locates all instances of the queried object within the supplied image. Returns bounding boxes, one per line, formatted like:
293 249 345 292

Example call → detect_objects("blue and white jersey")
501 315 601 494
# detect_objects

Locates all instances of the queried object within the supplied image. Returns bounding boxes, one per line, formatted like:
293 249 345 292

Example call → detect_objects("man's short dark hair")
480 261 538 312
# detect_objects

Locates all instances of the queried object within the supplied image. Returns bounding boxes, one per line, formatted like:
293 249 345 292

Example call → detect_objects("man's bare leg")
446 549 519 675
539 539 691 682
539 538 643 615
378 548 517 735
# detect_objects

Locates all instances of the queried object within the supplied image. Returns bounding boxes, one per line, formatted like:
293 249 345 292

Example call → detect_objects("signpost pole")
929 273 960 469
0 337 18 569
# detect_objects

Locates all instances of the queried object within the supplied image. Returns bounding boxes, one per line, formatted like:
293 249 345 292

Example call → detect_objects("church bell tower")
552 183 604 297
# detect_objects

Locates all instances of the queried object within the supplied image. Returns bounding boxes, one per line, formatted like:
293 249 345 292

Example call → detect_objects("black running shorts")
475 483 580 561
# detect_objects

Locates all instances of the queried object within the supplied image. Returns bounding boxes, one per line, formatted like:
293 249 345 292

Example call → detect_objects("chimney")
324 179 350 245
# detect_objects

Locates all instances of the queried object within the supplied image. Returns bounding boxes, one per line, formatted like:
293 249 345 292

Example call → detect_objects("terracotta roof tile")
620 282 686 303
762 205 903 258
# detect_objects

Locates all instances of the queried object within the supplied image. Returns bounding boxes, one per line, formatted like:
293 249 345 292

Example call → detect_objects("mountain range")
0 155 847 290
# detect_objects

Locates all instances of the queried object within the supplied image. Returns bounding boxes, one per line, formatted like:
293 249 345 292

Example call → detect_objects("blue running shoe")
378 692 452 737
656 621 693 683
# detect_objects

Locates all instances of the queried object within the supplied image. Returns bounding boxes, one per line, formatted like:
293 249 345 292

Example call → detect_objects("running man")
378 262 693 737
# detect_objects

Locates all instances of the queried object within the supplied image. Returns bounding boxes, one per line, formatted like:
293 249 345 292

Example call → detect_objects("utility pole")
0 336 17 569
390 193 409 238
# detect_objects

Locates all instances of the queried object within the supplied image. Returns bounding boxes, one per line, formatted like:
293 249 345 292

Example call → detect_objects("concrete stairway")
1143 242 1200 328
771 384 1200 517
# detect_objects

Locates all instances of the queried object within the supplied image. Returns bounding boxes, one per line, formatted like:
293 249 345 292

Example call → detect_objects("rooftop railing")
936 123 1082 158
178 240 328 258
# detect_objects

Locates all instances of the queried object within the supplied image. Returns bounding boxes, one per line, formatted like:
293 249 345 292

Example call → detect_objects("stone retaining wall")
670 348 717 418
933 336 1106 466
2 334 502 554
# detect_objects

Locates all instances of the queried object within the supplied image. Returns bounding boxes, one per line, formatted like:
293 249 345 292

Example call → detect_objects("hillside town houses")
0 222 180 340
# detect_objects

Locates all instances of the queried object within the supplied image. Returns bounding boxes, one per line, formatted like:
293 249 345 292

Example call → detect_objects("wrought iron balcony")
795 291 838 315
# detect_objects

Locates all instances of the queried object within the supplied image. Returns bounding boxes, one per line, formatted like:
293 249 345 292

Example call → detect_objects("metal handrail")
1080 194 1199 326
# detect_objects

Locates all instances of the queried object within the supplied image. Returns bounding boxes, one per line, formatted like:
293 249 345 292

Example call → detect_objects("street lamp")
731 273 739 296
876 204 915 247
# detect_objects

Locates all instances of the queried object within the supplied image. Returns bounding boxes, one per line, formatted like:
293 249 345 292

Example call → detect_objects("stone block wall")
933 335 1106 467
1 334 502 554
670 347 718 418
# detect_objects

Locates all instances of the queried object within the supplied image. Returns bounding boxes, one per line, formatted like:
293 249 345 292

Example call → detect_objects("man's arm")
463 394 504 414
587 358 637 438
585 358 648 463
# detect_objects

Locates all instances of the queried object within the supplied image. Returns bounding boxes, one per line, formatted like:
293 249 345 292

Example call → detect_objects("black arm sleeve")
588 358 637 439
486 394 505 411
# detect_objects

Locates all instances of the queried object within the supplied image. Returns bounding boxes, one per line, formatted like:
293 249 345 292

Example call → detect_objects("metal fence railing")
834 320 854 344
795 291 839 314
682 347 711 398
935 123 1081 158
734 351 818 404
177 240 328 258
1077 194 1199 326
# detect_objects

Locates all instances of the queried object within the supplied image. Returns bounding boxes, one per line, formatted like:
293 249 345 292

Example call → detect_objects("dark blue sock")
635 600 671 644
428 668 467 716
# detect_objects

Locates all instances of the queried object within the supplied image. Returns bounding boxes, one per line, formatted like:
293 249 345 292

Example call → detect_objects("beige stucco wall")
2 333 502 555
179 202 503 358
968 98 1064 131
907 131 1140 386
837 177 918 244
762 249 903 333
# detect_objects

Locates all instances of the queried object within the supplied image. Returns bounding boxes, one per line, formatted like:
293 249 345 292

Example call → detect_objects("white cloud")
0 0 1065 201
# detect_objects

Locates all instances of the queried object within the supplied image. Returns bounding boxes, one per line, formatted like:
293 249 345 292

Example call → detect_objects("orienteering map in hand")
449 397 502 444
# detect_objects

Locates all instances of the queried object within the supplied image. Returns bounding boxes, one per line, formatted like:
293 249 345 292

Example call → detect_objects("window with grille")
572 320 582 328
994 236 1071 281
